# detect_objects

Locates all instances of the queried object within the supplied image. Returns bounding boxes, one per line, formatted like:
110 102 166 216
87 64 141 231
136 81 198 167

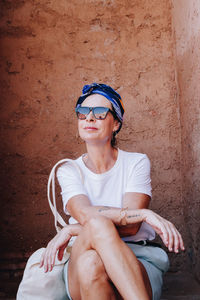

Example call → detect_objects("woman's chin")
81 137 101 145
80 136 111 147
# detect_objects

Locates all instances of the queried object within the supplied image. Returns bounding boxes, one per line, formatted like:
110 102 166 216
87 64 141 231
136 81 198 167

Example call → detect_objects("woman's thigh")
66 229 91 300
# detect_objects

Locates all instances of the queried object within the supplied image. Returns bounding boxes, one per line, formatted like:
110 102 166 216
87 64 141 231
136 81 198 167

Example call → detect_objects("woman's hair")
110 105 120 147
111 132 117 147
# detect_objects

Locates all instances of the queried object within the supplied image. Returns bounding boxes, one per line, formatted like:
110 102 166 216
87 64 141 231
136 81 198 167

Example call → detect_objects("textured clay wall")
0 0 184 270
172 0 200 278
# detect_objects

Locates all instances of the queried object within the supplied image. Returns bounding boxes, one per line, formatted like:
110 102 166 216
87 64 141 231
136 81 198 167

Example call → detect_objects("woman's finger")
178 231 185 251
43 248 50 272
47 235 64 271
171 225 181 253
44 241 54 272
172 226 184 251
164 221 175 252
39 249 45 268
41 248 49 271
49 244 58 269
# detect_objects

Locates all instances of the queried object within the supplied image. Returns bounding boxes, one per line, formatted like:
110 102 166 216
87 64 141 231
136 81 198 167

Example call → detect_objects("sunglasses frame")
75 106 116 120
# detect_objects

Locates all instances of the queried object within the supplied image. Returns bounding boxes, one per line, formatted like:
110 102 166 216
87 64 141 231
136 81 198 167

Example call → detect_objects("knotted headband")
76 83 125 131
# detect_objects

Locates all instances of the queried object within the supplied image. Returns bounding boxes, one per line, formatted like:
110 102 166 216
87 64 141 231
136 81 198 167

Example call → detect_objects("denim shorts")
63 243 169 300
63 260 72 300
127 243 169 299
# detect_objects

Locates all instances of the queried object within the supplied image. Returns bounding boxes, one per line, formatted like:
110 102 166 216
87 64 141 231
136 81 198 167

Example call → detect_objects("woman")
40 83 184 300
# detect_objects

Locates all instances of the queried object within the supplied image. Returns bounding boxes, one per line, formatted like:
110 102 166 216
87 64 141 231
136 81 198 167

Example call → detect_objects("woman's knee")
85 216 119 246
77 250 108 285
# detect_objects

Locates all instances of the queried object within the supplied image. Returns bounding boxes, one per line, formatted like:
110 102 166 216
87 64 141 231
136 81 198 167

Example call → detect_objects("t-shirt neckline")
79 148 121 179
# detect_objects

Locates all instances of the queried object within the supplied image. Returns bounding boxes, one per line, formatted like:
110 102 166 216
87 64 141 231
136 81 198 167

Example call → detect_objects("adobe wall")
0 0 185 270
172 0 200 279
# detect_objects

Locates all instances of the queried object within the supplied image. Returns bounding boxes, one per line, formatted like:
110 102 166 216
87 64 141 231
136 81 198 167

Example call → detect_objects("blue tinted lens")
93 107 109 119
76 107 90 119
76 107 110 120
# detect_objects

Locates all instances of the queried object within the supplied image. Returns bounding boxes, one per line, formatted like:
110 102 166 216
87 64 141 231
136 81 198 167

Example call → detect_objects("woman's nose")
86 111 95 121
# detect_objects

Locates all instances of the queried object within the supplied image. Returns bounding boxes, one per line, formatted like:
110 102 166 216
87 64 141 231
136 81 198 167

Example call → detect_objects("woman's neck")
83 144 118 174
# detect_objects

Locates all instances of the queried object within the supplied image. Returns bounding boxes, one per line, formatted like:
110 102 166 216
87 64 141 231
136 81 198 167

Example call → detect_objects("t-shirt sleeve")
125 154 152 197
57 162 87 214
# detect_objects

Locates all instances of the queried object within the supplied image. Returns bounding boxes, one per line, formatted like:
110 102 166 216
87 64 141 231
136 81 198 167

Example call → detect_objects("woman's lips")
84 126 98 130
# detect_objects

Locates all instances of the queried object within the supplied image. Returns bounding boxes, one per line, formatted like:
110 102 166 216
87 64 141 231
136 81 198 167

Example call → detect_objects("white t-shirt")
57 149 155 242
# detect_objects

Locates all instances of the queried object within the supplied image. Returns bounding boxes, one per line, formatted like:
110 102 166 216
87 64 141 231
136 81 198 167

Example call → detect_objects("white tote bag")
16 248 70 300
17 159 83 300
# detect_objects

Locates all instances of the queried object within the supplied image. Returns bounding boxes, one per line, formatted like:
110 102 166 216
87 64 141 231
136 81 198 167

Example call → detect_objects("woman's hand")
39 226 72 272
141 209 185 253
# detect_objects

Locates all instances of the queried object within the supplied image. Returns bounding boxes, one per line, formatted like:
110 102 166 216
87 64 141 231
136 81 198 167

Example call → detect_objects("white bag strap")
47 158 84 233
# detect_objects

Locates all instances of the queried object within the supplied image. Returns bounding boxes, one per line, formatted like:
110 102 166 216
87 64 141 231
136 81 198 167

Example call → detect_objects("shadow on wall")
172 0 200 280
174 32 200 281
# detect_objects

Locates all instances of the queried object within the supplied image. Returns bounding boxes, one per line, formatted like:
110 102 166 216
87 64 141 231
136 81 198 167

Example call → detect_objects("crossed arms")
40 191 184 272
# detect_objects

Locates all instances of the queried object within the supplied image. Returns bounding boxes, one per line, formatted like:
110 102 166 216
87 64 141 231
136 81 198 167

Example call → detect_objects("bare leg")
67 216 152 300
68 232 118 299
77 250 118 300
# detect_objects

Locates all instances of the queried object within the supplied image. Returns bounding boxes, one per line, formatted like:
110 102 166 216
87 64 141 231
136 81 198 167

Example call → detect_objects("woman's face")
77 94 119 146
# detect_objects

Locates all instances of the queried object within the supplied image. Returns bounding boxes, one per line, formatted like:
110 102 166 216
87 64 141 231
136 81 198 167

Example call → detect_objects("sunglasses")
75 106 116 120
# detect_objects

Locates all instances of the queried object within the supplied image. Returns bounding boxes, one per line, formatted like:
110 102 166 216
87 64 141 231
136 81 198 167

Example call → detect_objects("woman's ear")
113 120 120 132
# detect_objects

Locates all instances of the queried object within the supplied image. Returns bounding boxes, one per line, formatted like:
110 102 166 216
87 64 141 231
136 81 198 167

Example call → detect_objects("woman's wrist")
68 223 82 236
125 209 145 225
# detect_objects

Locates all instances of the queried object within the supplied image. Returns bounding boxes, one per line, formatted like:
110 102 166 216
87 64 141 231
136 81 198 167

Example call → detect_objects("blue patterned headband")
76 83 125 132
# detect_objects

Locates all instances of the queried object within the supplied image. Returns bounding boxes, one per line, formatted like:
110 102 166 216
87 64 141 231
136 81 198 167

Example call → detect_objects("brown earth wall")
0 0 186 271
172 0 200 279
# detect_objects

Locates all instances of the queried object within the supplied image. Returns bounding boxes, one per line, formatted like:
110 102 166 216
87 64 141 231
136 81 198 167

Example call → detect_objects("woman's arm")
66 194 130 225
40 199 184 273
67 195 184 252
66 192 150 227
